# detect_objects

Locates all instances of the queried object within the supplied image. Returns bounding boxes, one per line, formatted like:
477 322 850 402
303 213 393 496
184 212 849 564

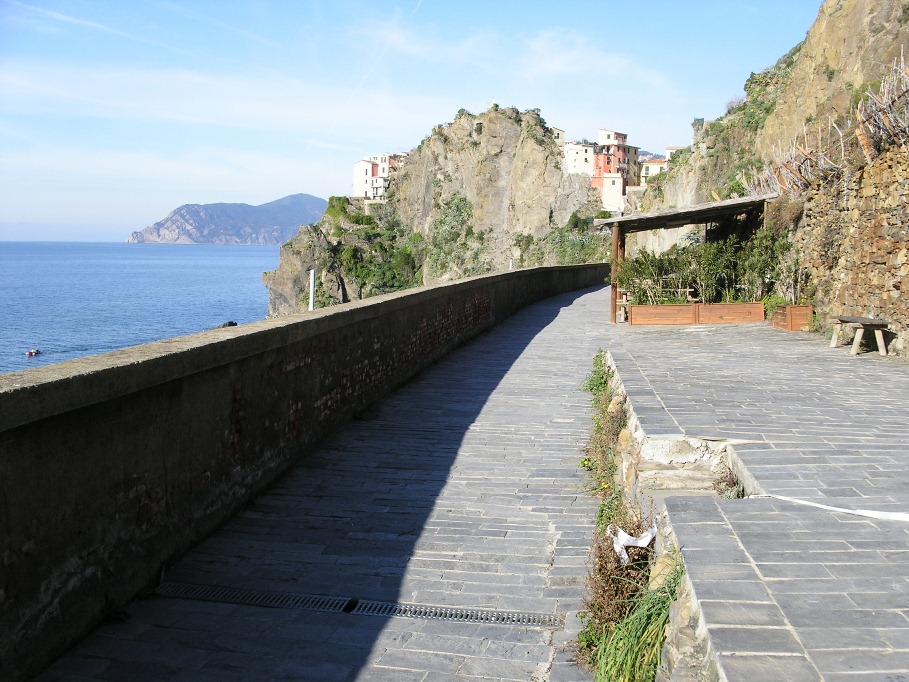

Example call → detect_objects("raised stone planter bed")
770 304 813 332
628 302 764 326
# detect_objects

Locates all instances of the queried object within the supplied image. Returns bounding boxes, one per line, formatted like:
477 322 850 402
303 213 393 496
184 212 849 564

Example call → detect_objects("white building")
600 172 626 214
352 154 398 200
640 158 668 185
562 142 597 175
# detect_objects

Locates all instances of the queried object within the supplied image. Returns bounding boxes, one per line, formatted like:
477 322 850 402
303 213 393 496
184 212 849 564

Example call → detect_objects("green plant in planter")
762 292 787 318
618 226 798 307
738 225 789 302
616 247 687 304
687 238 736 303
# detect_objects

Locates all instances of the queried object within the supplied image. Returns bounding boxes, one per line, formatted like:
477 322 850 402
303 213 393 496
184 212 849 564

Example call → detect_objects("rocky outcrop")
127 194 327 245
641 0 909 212
263 200 421 318
756 0 909 159
264 107 604 316
391 106 600 280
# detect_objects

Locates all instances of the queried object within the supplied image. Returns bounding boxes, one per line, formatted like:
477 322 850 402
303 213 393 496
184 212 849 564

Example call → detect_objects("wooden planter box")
696 302 765 324
627 302 765 326
770 304 813 332
627 304 696 325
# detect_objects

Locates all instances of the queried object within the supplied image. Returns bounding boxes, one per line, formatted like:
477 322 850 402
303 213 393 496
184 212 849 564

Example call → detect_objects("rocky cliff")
263 198 421 317
390 106 600 278
642 0 909 212
127 194 327 245
264 106 605 316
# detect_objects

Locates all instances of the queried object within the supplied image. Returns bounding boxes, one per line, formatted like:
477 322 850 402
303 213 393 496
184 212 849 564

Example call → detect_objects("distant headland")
127 193 327 245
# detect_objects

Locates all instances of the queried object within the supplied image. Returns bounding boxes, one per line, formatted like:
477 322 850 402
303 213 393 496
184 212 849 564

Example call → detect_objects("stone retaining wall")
794 145 909 355
0 264 608 681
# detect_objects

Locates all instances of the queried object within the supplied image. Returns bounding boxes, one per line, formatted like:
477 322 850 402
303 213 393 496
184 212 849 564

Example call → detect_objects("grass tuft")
595 556 685 682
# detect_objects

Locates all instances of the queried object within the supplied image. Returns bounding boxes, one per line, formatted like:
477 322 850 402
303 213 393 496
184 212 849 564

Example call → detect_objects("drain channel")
155 582 562 628
352 599 563 627
155 582 352 613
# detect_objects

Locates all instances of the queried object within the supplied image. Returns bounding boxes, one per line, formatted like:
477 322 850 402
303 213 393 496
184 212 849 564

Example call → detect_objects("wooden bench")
830 316 889 356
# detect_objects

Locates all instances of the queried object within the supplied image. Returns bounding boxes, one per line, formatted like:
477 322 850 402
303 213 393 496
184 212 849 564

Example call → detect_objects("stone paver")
611 319 909 681
38 287 612 681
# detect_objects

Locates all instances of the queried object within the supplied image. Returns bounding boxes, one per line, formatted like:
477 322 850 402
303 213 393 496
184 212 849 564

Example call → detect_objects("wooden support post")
610 224 625 323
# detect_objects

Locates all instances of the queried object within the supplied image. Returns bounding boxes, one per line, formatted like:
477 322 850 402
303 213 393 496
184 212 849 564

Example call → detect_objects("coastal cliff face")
264 106 604 316
642 0 909 212
755 0 909 159
127 194 326 245
391 106 600 279
263 199 421 317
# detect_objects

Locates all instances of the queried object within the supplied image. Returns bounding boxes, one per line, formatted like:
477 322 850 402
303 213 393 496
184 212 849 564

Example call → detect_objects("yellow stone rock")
649 553 677 591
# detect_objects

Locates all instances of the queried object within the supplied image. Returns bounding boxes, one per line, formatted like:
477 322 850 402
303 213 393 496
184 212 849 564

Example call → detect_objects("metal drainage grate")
155 582 351 613
352 600 563 628
155 582 563 628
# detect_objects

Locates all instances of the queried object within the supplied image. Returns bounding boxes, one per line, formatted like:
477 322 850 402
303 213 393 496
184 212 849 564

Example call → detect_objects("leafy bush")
325 196 349 219
426 193 490 276
348 213 376 226
618 227 792 305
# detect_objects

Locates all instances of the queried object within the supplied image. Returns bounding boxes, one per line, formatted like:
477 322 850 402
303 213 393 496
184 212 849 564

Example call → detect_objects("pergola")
597 193 778 322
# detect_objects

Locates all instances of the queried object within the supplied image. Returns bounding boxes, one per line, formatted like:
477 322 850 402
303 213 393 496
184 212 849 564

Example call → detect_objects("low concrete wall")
0 264 608 680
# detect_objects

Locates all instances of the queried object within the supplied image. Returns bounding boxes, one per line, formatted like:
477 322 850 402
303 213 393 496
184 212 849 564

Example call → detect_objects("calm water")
0 242 280 375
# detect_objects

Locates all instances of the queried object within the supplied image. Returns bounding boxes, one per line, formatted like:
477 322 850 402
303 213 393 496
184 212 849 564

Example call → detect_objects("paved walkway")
612 320 909 681
39 287 610 682
36 287 909 681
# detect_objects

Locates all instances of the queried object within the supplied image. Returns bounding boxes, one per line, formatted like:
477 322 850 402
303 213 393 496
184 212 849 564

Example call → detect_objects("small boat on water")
25 349 42 357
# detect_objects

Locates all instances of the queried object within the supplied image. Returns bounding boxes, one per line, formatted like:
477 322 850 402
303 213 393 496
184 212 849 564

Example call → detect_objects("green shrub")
325 196 349 219
426 193 490 276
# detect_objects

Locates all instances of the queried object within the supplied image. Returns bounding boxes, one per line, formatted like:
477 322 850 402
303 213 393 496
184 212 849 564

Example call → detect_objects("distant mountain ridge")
127 194 327 245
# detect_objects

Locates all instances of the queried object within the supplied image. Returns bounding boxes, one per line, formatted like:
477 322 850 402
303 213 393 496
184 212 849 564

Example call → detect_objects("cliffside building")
562 141 597 175
352 154 400 200
562 128 640 213
596 129 640 186
640 158 668 185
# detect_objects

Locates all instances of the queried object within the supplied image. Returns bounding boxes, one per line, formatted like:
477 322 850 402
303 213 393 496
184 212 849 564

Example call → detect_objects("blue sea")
0 242 281 375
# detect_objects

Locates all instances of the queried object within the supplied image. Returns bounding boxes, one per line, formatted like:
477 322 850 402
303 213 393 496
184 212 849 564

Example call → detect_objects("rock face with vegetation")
390 106 601 279
643 0 909 211
263 198 421 317
756 0 909 159
264 106 607 315
127 194 327 245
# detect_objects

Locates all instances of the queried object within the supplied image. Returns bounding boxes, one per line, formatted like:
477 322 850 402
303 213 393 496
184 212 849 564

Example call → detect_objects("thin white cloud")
145 0 288 51
0 62 449 143
8 0 199 58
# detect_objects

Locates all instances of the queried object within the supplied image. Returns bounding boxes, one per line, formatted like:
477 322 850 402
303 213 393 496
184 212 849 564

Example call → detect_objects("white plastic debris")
607 522 657 564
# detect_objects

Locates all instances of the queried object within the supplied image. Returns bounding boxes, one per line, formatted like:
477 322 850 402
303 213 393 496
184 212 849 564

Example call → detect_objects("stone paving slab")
611 319 909 680
38 287 614 681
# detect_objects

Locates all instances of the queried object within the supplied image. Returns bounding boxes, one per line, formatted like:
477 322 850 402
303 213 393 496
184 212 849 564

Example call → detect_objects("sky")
0 0 824 242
